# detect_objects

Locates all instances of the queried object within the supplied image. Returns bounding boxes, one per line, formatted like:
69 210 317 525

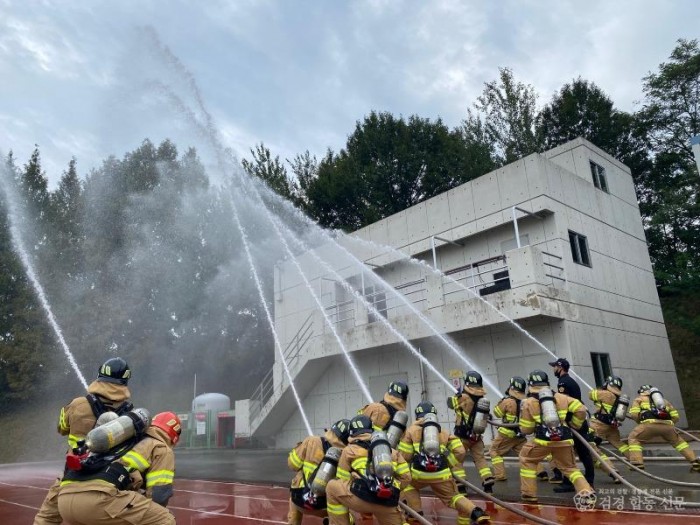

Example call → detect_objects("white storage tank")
192 393 231 433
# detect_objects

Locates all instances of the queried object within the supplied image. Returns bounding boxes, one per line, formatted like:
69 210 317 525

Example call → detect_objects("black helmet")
606 376 623 390
388 381 409 401
509 376 526 393
464 371 483 388
638 384 653 394
527 370 549 387
97 357 131 385
414 401 437 419
349 415 373 437
330 419 351 445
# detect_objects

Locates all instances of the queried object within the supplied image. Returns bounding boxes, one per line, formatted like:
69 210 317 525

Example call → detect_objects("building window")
591 353 612 387
589 161 609 193
569 230 591 267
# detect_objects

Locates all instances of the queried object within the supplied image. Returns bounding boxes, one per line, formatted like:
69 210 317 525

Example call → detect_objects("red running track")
1 464 698 524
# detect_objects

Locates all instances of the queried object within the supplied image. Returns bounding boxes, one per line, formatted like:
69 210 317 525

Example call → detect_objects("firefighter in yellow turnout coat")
57 411 181 525
287 419 351 525
360 381 408 431
326 415 411 525
399 402 490 525
518 370 594 503
627 385 700 471
588 375 629 481
34 357 134 525
447 371 495 491
489 377 549 482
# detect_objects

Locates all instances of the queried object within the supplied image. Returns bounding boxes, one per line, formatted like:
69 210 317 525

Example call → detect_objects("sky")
0 0 698 187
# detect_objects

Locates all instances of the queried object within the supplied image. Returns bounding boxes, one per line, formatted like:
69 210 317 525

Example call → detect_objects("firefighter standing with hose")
447 371 496 492
287 419 351 525
325 415 411 525
34 357 134 525
489 377 551 483
399 401 491 525
57 411 181 524
588 375 629 482
627 384 700 471
518 370 594 504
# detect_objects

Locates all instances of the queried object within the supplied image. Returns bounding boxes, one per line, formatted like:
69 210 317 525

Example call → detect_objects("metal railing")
249 313 314 423
541 250 566 286
443 255 510 301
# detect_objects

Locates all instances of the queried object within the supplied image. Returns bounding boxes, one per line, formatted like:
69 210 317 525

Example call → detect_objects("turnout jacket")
493 396 522 438
60 426 176 507
360 393 407 432
398 421 465 482
448 385 486 430
288 430 346 489
519 392 586 447
336 435 411 490
629 395 680 426
589 387 619 424
58 380 132 450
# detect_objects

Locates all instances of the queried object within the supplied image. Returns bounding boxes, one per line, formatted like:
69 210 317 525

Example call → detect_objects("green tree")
301 112 492 230
242 143 296 200
636 39 700 285
464 67 540 165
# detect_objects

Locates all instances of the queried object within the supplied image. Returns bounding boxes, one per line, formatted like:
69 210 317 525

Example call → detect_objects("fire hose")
453 474 560 525
398 501 435 525
571 428 700 508
677 427 700 443
600 444 700 488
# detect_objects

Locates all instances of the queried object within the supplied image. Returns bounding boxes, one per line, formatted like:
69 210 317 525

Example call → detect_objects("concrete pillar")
426 273 445 309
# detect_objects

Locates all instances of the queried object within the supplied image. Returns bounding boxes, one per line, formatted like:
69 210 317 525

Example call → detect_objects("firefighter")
325 415 411 525
446 371 496 492
489 376 550 483
628 385 700 471
359 381 408 432
57 411 181 525
518 370 594 504
399 402 490 525
589 375 629 482
287 419 351 525
34 357 134 525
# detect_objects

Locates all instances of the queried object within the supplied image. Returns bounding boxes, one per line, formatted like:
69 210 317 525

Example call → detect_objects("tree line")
0 39 698 412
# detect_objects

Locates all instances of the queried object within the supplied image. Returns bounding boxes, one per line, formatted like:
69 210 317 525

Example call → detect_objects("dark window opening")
569 230 591 267
591 353 612 387
589 161 609 193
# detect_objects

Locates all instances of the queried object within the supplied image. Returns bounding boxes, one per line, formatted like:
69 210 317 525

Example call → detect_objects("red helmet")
152 412 182 445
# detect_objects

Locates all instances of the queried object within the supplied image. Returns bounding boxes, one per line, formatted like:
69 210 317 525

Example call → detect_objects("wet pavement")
1 451 699 524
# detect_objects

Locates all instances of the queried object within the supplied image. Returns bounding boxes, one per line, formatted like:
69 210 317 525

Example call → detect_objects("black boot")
482 477 495 493
548 468 564 484
553 481 575 493
470 507 491 524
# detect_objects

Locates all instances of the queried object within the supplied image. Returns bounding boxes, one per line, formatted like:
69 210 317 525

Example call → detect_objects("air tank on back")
86 408 151 453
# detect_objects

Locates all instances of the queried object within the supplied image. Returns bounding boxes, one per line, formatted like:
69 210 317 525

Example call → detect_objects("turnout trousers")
325 479 402 525
627 423 696 467
402 478 476 525
458 437 494 482
57 483 175 525
519 442 591 499
33 478 62 525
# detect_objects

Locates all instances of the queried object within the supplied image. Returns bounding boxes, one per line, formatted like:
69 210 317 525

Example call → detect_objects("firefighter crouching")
518 370 594 504
399 402 490 525
34 357 134 525
489 376 550 483
57 411 181 525
325 415 411 525
360 381 409 431
628 385 700 471
287 419 351 525
588 375 630 482
447 371 495 492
